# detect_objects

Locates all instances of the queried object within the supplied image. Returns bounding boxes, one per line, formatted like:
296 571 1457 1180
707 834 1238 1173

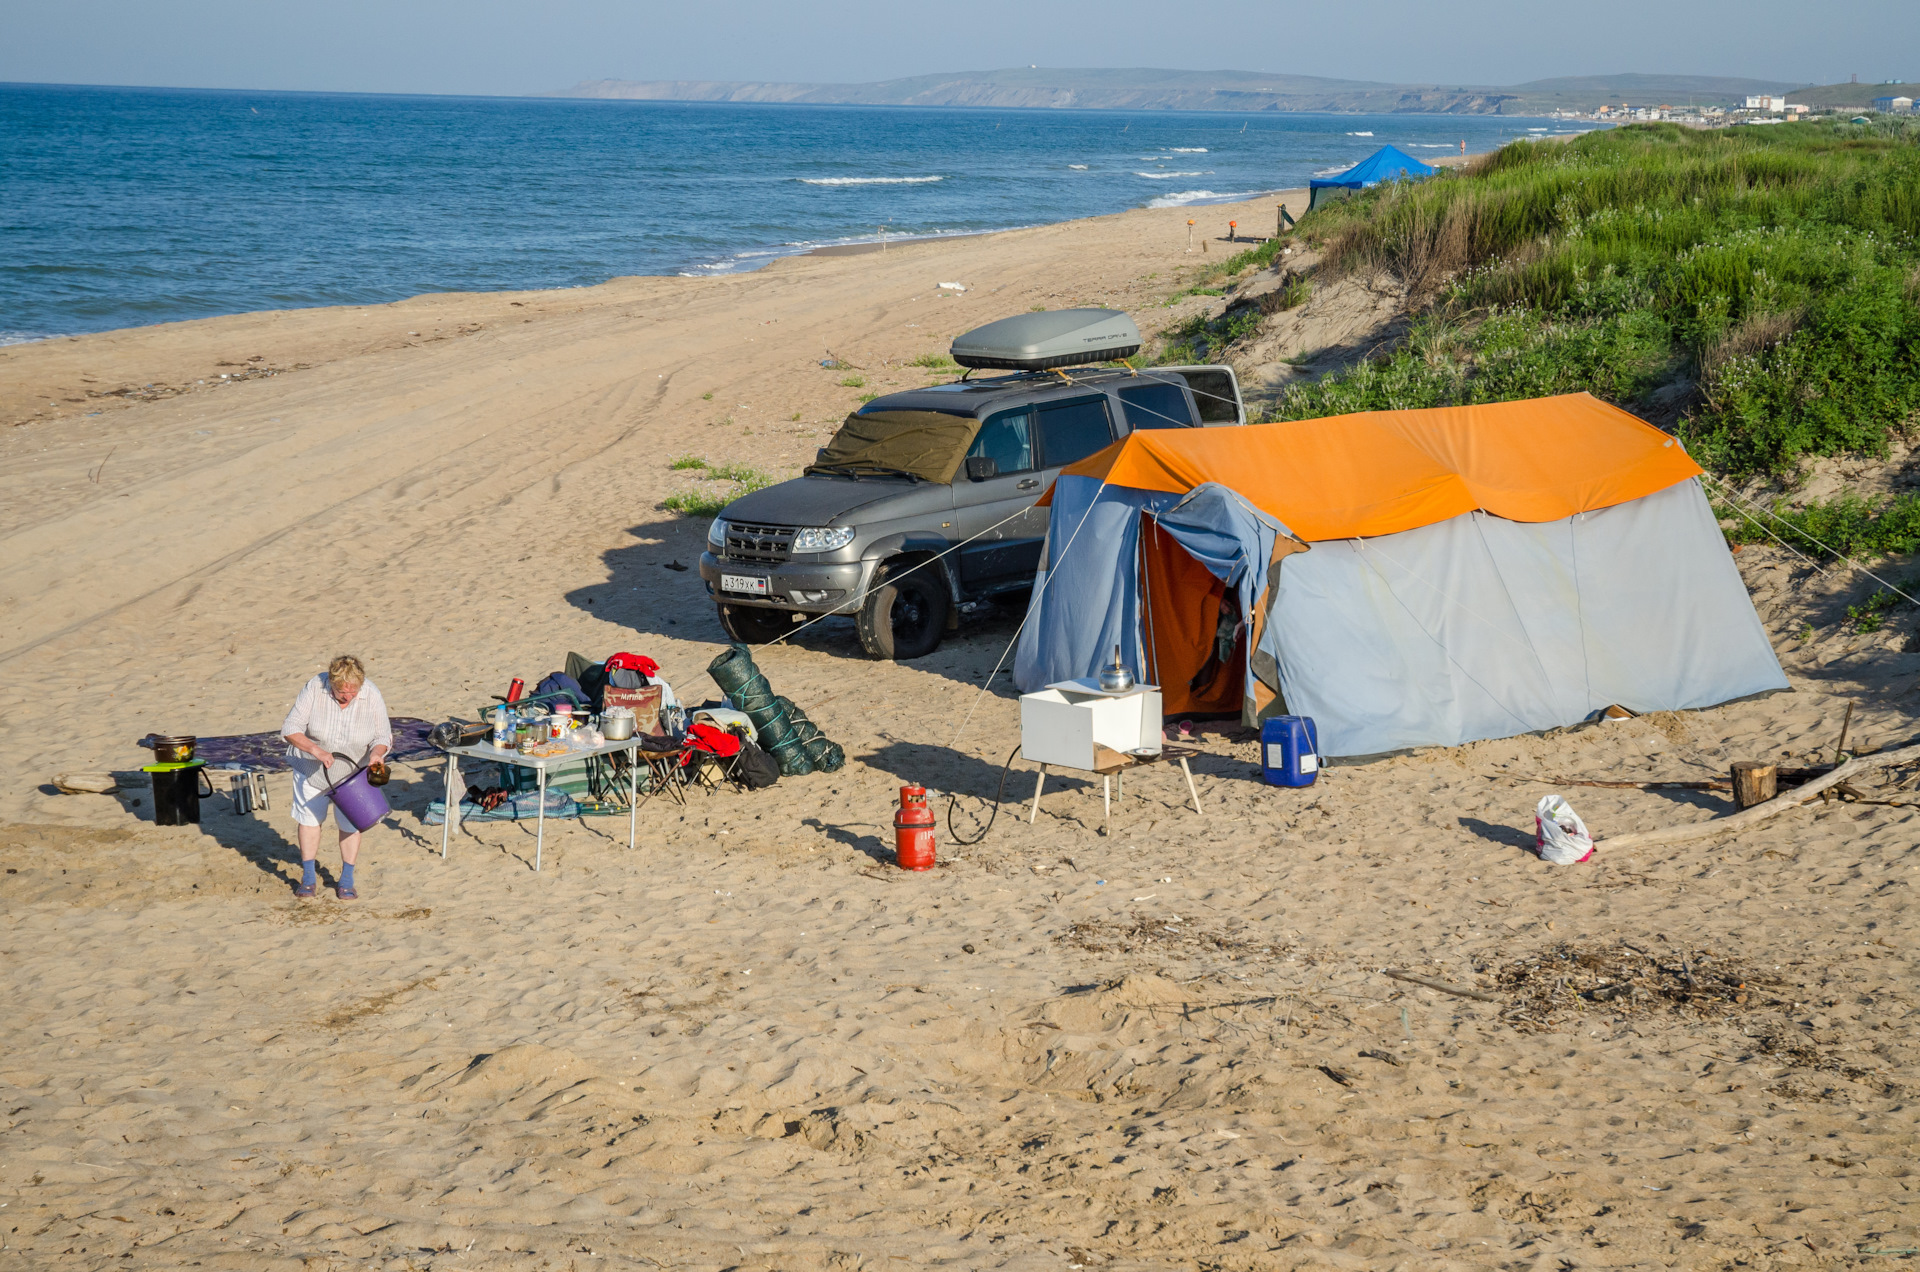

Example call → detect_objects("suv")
698 309 1245 659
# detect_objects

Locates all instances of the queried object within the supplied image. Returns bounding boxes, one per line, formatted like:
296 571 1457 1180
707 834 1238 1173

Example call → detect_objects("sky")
3 0 1914 96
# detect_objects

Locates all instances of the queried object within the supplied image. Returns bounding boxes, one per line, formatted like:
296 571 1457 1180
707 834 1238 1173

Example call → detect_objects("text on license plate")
721 574 769 596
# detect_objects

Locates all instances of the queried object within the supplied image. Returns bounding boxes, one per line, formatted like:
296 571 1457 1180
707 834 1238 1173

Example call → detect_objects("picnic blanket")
137 718 439 771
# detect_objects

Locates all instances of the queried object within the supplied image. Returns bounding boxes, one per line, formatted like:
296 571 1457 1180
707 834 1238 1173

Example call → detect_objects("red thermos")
894 785 935 871
506 677 525 703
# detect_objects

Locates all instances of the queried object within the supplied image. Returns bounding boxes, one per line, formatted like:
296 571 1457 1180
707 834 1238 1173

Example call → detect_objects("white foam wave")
1146 189 1256 208
0 330 59 347
1313 165 1352 176
798 175 945 186
1068 163 1089 170
1409 143 1454 148
1134 170 1210 179
1346 131 1374 137
1168 147 1209 153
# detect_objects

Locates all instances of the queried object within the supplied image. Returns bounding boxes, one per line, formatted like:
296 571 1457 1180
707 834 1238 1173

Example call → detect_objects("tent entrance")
1140 515 1244 716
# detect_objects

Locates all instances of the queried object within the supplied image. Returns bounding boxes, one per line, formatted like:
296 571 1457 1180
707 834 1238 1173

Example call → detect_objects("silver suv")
698 310 1244 659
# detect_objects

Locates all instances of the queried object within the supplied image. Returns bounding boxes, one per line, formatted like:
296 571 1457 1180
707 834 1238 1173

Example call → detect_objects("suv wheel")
858 558 949 660
717 603 797 646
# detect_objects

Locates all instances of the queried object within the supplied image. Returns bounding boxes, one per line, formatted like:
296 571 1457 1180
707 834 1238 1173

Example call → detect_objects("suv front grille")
723 522 795 564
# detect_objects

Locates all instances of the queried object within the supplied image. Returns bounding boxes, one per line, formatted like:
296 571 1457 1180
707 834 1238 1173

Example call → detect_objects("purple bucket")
324 755 391 833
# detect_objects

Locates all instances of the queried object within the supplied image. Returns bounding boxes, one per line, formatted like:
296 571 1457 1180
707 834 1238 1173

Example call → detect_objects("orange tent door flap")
1140 515 1243 717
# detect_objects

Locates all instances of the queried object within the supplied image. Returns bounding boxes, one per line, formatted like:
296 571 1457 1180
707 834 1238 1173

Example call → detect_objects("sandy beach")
2 186 1917 1271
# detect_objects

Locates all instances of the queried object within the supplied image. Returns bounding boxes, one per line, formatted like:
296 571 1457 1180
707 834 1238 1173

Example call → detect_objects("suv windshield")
807 409 982 484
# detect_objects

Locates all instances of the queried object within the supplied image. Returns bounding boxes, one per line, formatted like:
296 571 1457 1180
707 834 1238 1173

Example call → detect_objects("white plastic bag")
1534 794 1594 865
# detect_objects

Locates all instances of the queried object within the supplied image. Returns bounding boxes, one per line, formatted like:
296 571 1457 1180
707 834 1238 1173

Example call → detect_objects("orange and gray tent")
1012 393 1788 757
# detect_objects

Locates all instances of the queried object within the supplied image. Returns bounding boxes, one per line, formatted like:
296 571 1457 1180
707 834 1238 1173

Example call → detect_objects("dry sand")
2 188 1918 1271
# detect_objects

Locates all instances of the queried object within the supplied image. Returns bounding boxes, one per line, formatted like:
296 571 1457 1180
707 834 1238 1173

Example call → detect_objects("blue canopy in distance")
1307 145 1438 210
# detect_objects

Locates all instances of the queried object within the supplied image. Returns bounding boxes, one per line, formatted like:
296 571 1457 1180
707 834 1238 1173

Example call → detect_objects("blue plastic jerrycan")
1260 715 1320 787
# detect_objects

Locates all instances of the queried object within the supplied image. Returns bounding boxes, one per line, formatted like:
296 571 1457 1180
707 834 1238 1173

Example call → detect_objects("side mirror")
965 455 999 482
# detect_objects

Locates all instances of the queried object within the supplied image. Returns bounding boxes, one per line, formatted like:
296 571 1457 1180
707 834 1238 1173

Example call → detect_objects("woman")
281 655 392 900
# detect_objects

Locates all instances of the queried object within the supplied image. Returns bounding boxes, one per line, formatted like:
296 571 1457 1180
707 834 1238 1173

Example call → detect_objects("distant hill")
1791 80 1920 108
550 68 1802 115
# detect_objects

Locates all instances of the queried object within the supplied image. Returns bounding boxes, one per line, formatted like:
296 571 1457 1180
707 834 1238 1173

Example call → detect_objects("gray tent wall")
1015 475 1789 757
1259 479 1787 756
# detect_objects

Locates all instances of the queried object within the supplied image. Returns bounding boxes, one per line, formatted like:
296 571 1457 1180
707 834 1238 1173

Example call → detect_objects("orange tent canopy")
1041 392 1701 541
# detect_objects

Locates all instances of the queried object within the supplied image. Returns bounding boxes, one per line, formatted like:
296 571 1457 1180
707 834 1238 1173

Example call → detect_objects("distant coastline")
549 67 1811 118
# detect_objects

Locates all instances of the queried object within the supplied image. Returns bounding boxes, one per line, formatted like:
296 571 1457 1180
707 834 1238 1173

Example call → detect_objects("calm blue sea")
0 82 1594 343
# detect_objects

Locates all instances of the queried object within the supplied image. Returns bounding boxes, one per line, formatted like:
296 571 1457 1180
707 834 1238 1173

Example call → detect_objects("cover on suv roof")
809 410 984 484
951 309 1142 371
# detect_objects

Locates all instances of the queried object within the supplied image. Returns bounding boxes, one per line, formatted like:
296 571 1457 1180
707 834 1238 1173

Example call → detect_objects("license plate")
721 573 769 596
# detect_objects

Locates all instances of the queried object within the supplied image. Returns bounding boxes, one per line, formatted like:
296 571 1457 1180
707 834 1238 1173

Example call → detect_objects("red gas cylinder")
894 785 936 871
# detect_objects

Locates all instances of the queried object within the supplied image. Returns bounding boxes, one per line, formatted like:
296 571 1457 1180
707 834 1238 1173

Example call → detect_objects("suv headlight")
707 517 726 548
791 526 855 553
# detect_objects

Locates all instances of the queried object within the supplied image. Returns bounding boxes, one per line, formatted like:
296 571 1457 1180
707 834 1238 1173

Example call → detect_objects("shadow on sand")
564 513 1035 694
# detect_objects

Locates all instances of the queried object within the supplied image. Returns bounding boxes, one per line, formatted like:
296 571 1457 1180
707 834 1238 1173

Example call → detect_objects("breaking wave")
1134 170 1210 179
797 175 945 185
1346 131 1374 136
1146 189 1257 208
1168 147 1209 153
1068 163 1088 169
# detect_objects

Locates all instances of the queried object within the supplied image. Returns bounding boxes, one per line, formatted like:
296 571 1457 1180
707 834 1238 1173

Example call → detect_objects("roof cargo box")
951 308 1142 371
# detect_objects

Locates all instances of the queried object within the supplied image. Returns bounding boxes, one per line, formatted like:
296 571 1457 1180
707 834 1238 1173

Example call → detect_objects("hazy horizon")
3 0 1912 98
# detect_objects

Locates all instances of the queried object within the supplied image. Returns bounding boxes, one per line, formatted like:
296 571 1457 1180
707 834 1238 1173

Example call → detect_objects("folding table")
437 737 644 871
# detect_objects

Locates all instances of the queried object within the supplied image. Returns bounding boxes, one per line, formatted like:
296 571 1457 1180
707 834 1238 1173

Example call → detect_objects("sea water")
0 82 1591 342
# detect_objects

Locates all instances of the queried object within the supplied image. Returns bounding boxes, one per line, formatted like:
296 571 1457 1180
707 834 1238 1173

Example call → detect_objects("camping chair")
631 737 693 810
681 722 751 794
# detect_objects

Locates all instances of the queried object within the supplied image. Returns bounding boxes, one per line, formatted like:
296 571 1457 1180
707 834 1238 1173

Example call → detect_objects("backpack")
733 738 781 790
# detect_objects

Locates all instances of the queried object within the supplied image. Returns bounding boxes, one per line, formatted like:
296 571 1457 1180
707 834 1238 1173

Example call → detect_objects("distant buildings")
1872 95 1914 113
1745 94 1788 111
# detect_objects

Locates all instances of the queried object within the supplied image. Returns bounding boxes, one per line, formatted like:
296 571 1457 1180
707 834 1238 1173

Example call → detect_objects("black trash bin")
144 761 211 826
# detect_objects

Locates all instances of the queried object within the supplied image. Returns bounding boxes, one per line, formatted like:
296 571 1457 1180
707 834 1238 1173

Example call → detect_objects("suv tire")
717 603 796 646
858 558 949 660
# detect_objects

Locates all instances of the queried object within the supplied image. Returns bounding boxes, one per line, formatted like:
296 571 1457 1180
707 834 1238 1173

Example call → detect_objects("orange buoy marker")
894 785 936 871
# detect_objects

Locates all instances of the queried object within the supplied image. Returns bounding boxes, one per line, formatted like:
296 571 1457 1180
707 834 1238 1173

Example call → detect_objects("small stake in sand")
1228 220 1237 243
1730 760 1777 809
1186 219 1195 252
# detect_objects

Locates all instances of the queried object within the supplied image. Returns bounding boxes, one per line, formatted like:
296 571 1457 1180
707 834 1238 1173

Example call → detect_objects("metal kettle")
1097 645 1135 693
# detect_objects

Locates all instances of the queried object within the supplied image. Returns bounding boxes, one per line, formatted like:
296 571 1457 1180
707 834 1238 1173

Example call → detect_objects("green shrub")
662 462 779 517
706 461 768 484
668 454 708 471
1718 491 1920 559
1274 122 1920 477
838 375 867 388
662 489 731 517
908 352 957 370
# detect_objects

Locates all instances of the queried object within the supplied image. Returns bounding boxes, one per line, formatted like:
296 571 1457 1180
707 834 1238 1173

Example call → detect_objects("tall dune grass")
1275 122 1920 479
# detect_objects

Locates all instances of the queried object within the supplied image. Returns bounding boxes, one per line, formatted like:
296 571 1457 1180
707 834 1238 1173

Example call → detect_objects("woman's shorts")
291 765 353 829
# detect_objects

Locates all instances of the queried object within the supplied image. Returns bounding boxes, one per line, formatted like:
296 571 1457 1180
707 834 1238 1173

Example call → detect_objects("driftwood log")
1730 761 1778 809
1599 740 1920 851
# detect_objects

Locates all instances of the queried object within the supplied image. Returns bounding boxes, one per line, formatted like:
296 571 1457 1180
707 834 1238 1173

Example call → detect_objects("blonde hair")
328 655 367 688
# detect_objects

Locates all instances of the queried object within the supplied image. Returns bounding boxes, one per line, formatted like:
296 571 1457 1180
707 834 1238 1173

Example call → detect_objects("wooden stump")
1731 761 1778 809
